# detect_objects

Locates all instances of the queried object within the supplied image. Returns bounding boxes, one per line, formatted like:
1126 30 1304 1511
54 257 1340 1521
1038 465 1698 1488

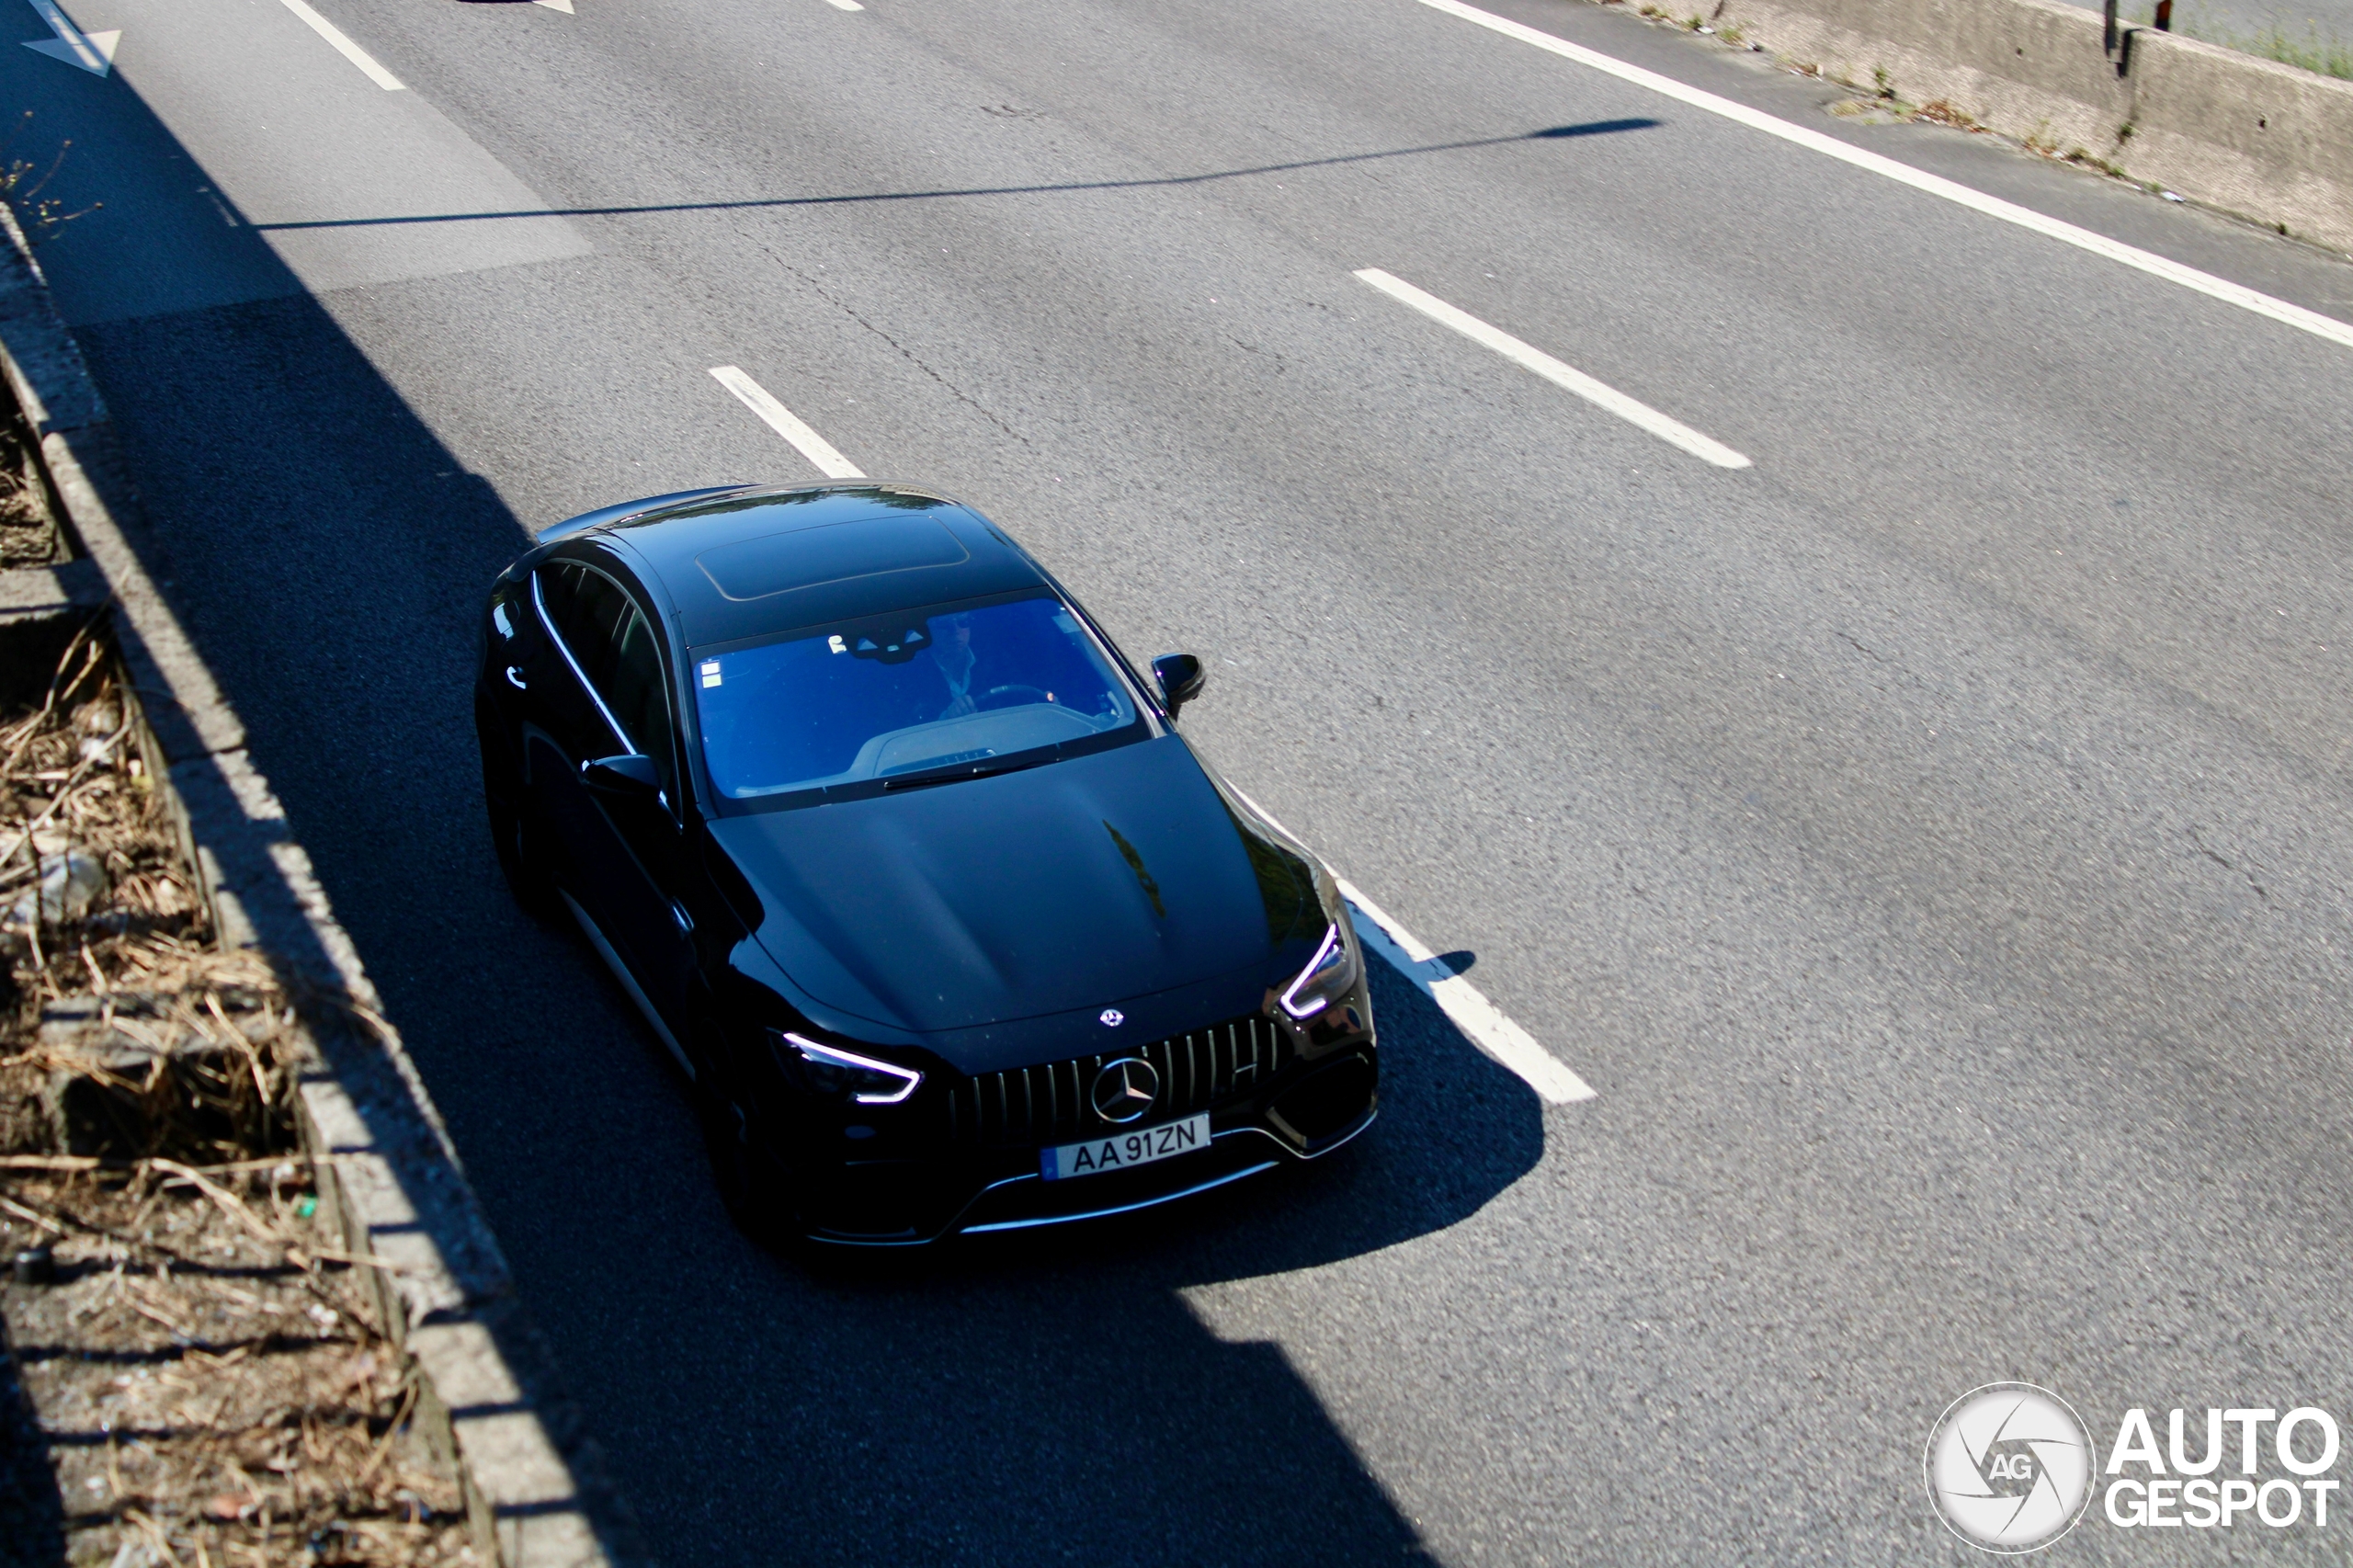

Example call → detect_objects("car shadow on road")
27 57 1548 1566
555 908 1540 1566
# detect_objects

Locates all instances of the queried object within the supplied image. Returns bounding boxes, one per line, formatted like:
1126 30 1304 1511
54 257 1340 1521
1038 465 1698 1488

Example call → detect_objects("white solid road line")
710 366 867 479
1356 267 1752 469
274 0 403 89
1233 789 1597 1105
1412 0 2353 356
824 0 866 11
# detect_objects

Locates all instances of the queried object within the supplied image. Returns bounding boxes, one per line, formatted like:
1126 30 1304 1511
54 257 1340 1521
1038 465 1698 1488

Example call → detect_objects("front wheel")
697 1081 799 1253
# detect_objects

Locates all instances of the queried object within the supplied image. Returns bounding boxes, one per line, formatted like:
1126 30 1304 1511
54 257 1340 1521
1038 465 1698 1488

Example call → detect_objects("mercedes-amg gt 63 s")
475 482 1377 1245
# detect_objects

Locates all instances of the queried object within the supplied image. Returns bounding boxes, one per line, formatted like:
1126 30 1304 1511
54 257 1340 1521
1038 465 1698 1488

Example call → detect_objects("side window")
563 570 634 695
549 564 677 797
534 562 583 634
606 607 676 791
537 561 675 781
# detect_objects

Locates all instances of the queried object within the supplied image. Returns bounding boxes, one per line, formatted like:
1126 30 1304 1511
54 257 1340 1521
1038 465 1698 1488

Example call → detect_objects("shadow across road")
15 52 1550 1565
176 120 1665 238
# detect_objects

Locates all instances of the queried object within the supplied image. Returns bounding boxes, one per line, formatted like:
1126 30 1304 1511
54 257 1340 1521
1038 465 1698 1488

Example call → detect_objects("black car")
474 482 1377 1245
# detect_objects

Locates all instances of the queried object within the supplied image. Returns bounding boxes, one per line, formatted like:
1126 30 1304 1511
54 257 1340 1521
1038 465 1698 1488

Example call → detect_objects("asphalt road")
7 0 2353 1559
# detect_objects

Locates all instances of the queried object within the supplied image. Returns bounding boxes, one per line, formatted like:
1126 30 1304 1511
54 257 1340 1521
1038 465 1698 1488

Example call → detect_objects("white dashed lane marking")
273 0 403 88
1341 879 1597 1104
1236 790 1597 1105
1354 268 1752 470
710 366 866 479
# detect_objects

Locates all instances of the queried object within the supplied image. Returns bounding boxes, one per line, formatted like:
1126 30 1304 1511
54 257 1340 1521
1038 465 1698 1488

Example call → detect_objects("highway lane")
8 0 2353 1558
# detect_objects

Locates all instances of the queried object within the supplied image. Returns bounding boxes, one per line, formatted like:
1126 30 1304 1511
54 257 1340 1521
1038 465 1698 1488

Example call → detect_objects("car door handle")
505 666 528 690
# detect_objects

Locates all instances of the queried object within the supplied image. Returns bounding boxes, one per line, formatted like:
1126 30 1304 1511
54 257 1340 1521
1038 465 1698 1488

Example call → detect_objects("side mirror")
1152 653 1206 719
582 754 661 801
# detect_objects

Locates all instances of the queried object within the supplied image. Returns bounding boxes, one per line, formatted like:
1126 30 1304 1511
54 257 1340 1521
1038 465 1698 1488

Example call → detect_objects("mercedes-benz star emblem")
1098 1008 1124 1028
1090 1058 1159 1124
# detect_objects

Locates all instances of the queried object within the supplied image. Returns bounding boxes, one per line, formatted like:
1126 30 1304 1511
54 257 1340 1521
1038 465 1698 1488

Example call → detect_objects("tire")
477 694 559 921
697 1079 799 1253
485 785 560 922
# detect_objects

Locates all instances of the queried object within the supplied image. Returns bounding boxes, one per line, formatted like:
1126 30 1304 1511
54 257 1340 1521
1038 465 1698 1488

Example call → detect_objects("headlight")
772 1031 923 1104
1279 922 1361 1019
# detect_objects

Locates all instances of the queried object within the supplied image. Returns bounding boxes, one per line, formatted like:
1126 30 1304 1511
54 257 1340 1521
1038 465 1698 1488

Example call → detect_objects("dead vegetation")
0 1162 474 1568
0 403 61 573
0 626 201 1044
0 112 101 251
1 632 474 1567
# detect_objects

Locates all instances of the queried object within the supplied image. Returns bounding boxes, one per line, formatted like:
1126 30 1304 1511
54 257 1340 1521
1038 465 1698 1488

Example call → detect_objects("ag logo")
1925 1383 2093 1553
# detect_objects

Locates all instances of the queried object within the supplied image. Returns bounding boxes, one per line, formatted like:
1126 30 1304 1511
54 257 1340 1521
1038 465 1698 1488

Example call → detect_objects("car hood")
709 735 1317 1036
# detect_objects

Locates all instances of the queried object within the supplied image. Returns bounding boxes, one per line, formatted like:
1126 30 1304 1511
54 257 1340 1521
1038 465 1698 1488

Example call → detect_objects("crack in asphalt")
2189 826 2268 900
760 248 1034 452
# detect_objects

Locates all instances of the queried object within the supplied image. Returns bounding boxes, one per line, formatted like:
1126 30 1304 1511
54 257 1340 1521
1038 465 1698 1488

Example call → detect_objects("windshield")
693 592 1142 800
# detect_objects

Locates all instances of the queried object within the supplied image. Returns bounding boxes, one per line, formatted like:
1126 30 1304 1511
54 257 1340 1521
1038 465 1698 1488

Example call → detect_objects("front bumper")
794 1042 1379 1246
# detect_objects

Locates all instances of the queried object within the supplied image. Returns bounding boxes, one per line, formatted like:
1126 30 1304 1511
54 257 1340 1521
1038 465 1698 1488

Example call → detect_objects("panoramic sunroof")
694 514 972 602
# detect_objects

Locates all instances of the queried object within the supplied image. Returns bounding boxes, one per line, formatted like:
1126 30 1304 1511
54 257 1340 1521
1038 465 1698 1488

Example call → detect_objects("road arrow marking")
20 0 118 76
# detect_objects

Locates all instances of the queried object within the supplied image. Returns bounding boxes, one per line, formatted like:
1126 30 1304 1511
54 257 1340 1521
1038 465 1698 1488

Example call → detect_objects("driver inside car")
931 611 979 720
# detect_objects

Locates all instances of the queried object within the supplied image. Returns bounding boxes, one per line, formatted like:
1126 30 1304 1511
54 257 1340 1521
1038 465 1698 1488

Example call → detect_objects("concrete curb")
1693 0 2353 252
0 210 647 1568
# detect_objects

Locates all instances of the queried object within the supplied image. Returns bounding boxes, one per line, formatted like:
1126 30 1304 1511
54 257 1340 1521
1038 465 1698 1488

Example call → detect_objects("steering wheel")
977 684 1052 710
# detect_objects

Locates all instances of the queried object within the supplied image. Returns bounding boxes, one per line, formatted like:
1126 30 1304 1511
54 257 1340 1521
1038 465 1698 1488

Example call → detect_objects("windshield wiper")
879 756 1051 791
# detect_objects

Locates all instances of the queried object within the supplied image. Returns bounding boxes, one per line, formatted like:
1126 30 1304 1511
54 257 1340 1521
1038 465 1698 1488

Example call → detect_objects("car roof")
574 483 1051 649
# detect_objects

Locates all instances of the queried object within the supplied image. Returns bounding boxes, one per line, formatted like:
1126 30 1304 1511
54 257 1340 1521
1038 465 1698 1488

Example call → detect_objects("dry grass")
0 111 101 250
1 633 475 1566
0 629 212 1070
0 410 61 572
2127 3 2353 80
1911 98 1981 130
2226 21 2353 78
2 1165 474 1567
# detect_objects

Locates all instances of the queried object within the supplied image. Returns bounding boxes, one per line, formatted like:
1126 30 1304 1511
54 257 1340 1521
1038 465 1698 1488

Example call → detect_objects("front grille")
944 1012 1291 1148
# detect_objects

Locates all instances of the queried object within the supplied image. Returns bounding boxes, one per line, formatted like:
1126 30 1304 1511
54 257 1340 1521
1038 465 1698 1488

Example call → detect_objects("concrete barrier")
1691 0 2353 252
0 208 649 1568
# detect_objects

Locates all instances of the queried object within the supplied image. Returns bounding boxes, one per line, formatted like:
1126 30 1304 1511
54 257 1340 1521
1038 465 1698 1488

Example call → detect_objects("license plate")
1040 1113 1211 1182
